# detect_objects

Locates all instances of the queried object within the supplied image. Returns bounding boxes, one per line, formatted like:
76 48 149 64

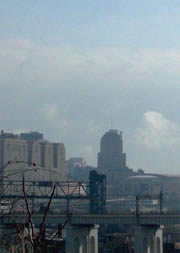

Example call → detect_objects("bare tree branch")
37 184 56 243
22 174 34 241
50 213 71 240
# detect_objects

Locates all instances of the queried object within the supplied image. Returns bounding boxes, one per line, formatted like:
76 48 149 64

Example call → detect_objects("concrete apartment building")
0 130 67 182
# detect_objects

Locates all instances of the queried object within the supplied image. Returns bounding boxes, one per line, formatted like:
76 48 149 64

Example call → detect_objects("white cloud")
1 39 180 88
41 103 59 120
41 103 69 129
87 120 100 135
136 111 180 149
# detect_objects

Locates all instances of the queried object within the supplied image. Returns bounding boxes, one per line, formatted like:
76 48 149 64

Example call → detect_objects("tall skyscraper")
97 130 126 173
0 130 67 181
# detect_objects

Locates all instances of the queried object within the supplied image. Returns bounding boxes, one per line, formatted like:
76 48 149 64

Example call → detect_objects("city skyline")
1 1 180 173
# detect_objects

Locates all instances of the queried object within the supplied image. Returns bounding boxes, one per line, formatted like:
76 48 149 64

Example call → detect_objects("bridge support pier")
65 224 99 253
134 225 163 253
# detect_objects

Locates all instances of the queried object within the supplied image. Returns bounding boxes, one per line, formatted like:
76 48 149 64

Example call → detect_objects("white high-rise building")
0 130 67 181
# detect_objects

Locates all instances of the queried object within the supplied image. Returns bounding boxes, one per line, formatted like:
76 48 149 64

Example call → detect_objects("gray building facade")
98 130 126 173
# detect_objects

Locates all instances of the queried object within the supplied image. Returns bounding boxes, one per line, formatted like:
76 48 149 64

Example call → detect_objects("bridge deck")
1 213 180 226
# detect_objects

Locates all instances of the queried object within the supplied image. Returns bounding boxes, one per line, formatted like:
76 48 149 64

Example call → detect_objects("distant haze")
1 1 180 173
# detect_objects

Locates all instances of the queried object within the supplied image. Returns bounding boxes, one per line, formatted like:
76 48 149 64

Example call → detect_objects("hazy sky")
1 1 180 173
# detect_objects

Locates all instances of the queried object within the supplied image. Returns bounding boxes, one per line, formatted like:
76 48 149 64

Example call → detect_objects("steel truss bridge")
0 170 106 214
2 180 89 200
